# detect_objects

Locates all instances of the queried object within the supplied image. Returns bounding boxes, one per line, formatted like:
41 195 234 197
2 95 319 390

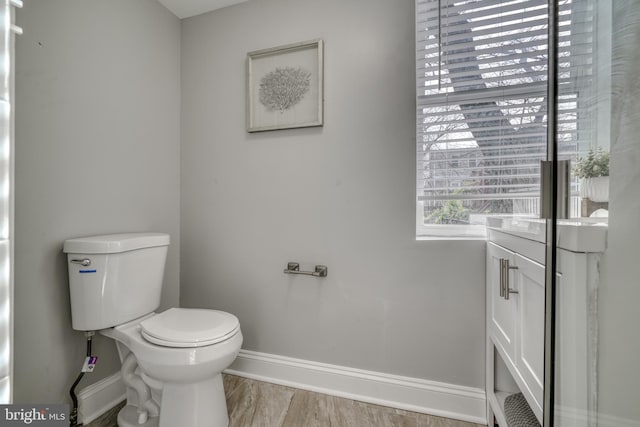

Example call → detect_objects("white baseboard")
598 413 640 427
225 349 487 425
77 372 126 424
555 406 640 427
78 350 487 425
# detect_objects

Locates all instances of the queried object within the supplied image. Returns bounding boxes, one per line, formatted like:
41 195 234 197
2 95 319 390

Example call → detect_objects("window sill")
416 235 486 241
416 224 487 240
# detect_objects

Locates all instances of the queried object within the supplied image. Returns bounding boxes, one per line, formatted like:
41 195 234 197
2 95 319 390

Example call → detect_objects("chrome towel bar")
283 262 328 278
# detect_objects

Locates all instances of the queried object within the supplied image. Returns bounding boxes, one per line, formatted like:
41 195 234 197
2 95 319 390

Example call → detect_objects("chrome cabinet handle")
504 259 519 300
499 258 519 300
70 258 91 267
499 258 506 298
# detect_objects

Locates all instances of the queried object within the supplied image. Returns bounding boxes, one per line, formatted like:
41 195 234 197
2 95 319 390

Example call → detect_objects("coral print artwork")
259 67 311 113
247 40 323 132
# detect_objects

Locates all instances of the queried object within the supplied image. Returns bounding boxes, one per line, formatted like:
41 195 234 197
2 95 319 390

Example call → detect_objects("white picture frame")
247 39 324 132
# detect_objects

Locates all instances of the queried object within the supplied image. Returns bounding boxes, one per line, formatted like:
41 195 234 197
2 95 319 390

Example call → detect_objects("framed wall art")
247 39 324 132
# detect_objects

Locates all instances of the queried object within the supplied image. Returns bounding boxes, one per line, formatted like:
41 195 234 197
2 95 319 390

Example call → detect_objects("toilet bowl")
102 309 243 427
63 233 242 427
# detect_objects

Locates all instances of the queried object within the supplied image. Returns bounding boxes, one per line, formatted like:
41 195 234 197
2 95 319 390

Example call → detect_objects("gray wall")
597 1 640 423
14 0 181 403
180 0 486 388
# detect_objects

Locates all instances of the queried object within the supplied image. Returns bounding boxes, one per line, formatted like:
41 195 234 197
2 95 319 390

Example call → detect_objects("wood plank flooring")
87 374 486 427
223 375 485 427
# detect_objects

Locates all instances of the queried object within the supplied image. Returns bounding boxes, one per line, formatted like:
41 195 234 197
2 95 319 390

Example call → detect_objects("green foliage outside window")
573 147 610 178
426 200 470 224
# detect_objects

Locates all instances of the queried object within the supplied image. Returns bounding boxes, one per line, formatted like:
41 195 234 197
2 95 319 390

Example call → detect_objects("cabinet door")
514 253 546 415
487 242 517 364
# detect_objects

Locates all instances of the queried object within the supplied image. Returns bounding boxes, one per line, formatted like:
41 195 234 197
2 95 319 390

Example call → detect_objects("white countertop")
486 216 608 253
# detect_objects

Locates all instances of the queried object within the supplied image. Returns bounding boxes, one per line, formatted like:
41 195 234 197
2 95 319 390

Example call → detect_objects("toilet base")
117 405 159 427
158 374 229 427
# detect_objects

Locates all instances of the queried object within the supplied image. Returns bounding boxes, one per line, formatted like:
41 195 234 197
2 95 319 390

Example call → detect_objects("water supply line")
69 331 94 427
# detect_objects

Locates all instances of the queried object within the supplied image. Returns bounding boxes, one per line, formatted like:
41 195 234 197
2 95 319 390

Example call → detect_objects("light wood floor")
223 375 485 427
87 374 486 427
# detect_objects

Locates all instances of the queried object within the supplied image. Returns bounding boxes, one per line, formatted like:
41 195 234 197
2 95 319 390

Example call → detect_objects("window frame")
415 0 593 239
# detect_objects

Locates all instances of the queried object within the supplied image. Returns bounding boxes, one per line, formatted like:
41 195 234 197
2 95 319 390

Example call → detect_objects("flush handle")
70 258 92 267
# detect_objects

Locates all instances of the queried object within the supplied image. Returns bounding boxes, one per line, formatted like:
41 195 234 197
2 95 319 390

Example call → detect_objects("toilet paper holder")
283 262 328 278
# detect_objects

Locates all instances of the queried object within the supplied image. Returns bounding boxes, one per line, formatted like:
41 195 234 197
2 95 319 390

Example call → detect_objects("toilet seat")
140 308 240 348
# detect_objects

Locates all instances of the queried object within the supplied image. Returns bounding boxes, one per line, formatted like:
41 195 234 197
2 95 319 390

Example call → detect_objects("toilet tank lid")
63 232 170 254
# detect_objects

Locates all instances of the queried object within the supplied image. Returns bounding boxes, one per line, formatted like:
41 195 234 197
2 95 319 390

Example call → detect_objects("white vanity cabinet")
485 218 606 427
486 240 546 423
486 243 517 369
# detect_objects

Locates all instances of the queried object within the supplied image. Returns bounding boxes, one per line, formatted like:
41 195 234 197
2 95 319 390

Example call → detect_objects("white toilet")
63 232 242 427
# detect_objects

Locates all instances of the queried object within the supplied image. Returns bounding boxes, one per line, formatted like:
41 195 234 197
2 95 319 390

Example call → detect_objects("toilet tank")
63 233 170 331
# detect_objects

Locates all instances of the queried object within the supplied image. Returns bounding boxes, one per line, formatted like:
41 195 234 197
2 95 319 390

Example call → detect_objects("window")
416 0 594 238
0 0 20 403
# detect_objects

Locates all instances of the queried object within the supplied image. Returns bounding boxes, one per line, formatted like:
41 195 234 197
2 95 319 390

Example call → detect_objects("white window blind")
416 0 594 237
0 0 20 403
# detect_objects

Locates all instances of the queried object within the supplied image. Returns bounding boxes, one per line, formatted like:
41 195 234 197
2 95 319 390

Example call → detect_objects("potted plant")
573 146 610 202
